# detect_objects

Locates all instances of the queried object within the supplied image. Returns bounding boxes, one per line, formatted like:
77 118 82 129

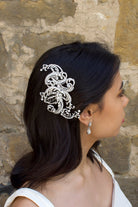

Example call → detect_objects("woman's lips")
122 119 125 123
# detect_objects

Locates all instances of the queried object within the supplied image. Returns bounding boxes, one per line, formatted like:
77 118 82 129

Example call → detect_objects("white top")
4 152 132 207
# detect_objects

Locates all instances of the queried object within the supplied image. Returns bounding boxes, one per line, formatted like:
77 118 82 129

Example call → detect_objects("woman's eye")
119 89 125 97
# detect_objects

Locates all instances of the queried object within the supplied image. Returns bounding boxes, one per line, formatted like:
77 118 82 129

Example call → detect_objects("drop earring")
87 121 92 135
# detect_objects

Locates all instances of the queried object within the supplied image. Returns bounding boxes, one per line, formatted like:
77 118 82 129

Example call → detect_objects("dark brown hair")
11 42 120 188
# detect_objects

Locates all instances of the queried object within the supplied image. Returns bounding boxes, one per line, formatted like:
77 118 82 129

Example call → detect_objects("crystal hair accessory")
40 64 81 119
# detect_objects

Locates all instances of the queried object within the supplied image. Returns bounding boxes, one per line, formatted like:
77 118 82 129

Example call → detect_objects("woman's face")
92 72 129 138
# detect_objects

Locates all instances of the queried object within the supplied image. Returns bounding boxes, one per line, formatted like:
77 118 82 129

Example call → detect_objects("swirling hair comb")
40 64 80 119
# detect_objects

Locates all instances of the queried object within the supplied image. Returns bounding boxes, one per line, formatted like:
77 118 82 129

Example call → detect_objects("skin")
11 72 129 207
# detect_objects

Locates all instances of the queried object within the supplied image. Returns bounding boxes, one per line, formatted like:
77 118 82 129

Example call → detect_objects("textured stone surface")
129 144 138 177
119 64 138 130
0 34 9 78
0 133 30 185
98 135 131 173
22 31 85 62
114 0 138 64
0 98 19 132
98 0 108 3
132 135 138 147
0 193 9 207
116 176 138 207
125 94 138 126
0 185 13 207
0 0 137 206
0 0 77 25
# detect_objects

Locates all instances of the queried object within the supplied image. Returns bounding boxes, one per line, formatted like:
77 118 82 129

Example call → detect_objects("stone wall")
0 0 137 206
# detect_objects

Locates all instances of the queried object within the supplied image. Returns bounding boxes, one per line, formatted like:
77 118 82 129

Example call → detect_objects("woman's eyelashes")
118 88 125 97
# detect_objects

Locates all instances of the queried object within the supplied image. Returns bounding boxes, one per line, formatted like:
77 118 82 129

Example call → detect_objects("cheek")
92 102 123 138
104 102 123 126
101 97 124 120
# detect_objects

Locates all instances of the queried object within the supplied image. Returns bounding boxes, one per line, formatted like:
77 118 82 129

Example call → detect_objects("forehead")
99 72 122 107
103 72 122 99
111 72 122 91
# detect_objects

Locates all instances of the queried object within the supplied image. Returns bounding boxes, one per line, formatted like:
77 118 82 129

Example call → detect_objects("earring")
87 121 92 135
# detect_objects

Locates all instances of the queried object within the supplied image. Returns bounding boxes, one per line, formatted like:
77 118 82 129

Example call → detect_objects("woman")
4 42 132 207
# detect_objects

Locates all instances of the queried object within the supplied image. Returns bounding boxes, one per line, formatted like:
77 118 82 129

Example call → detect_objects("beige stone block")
0 99 19 132
0 0 77 25
132 135 138 147
114 0 138 64
98 0 108 3
0 132 30 184
129 144 138 177
0 192 9 207
5 133 30 162
124 93 138 126
98 135 131 173
0 34 8 78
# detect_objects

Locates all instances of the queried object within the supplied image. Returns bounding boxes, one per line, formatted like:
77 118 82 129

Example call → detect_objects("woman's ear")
79 105 94 126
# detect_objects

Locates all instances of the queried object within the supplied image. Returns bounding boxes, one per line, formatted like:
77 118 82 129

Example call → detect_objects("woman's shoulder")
10 196 38 207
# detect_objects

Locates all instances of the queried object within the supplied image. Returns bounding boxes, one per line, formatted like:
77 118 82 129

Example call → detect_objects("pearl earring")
87 121 92 135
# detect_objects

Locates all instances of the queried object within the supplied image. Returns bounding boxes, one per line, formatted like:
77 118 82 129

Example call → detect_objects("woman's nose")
123 96 129 108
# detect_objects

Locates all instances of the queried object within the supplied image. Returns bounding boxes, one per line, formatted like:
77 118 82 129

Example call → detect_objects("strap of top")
4 188 54 207
92 149 114 178
112 180 132 207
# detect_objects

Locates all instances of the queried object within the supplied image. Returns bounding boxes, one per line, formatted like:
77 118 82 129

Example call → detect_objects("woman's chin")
113 128 121 137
